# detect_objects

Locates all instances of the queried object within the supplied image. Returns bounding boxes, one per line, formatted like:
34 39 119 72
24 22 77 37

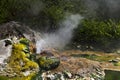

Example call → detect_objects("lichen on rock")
37 56 60 71
6 38 39 77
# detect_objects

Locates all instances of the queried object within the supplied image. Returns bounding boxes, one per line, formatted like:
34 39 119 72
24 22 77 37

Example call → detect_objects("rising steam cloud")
84 0 120 18
36 14 83 53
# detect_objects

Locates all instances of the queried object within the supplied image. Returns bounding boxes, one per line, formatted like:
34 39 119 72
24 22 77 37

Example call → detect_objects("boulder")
37 56 60 71
0 39 12 64
6 38 39 77
0 21 35 41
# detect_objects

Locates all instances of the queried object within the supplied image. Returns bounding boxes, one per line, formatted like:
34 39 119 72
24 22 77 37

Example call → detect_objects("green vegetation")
1 0 120 51
105 70 120 80
73 19 120 51
71 53 119 62
0 0 78 30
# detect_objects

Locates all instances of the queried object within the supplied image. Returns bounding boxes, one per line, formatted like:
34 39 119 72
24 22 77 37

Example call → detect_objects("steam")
29 0 44 15
36 14 83 53
105 0 120 13
83 0 120 18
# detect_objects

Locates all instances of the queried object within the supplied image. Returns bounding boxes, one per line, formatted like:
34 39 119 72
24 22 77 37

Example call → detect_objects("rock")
40 50 54 57
4 39 12 47
39 70 104 80
5 38 39 77
34 55 105 80
22 71 31 76
0 21 35 41
63 71 72 78
31 50 105 80
109 59 119 63
37 56 60 71
0 39 12 64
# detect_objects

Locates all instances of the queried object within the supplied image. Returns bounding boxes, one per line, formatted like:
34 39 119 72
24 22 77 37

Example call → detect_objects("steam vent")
0 19 120 80
0 21 106 80
2 0 120 80
1 19 120 80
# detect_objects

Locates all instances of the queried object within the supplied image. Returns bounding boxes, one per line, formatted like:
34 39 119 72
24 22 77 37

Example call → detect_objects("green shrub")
73 19 120 51
0 0 85 31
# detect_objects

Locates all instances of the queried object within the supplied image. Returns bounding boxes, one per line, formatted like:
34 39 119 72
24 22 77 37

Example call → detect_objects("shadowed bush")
73 19 120 52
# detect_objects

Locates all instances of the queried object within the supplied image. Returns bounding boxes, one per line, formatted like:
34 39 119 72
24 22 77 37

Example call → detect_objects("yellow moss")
21 60 39 71
13 43 27 51
7 39 39 78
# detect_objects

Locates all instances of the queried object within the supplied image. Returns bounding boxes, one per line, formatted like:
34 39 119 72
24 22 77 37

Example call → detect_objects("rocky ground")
40 49 120 80
0 21 120 80
61 50 120 71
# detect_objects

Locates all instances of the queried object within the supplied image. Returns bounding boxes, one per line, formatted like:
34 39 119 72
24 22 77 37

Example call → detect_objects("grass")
69 50 120 62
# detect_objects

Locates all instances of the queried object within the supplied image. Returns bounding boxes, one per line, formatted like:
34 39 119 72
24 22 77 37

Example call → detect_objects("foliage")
105 70 120 80
19 38 30 45
1 0 120 51
114 62 120 66
73 19 120 51
0 0 30 23
0 0 79 31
